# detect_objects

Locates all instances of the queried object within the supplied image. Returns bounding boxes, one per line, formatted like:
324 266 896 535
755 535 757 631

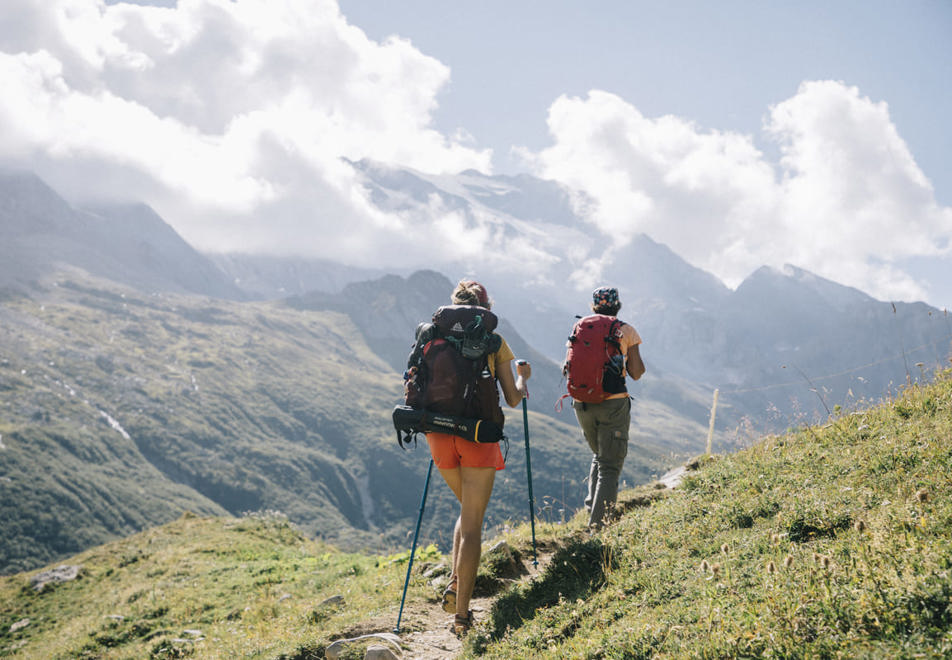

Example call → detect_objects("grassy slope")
0 512 416 659
467 369 952 658
2 371 948 659
1 273 667 575
0 275 404 572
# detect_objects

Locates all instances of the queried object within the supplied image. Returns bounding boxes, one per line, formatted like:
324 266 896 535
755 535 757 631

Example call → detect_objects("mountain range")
1 167 950 575
352 161 951 426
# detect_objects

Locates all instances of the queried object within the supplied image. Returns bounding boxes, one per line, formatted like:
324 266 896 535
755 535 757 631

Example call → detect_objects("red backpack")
563 314 627 403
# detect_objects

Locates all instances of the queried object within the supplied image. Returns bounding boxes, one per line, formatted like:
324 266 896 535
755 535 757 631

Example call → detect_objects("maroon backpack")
563 314 627 403
403 305 504 426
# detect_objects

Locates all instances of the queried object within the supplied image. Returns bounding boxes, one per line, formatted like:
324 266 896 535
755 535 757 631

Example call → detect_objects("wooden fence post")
706 389 719 456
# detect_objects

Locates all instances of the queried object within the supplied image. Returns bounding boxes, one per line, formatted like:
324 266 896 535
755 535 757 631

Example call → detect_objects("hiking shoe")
450 611 472 637
441 580 457 614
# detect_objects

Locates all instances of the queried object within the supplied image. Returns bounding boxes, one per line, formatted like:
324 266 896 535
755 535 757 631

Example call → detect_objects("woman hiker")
426 280 530 636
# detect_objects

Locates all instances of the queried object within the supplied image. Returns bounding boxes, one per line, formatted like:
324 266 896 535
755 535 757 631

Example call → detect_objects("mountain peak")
0 169 79 235
738 263 874 307
0 170 241 298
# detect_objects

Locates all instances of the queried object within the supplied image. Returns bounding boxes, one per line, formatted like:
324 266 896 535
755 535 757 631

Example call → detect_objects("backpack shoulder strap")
606 317 623 347
405 321 437 372
487 332 502 355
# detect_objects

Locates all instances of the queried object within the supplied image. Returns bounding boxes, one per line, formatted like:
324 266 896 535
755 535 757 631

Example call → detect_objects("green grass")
464 369 952 658
0 512 415 659
2 371 950 658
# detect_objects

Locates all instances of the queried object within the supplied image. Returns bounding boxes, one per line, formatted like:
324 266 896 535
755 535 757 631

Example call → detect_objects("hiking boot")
441 579 457 614
450 611 472 637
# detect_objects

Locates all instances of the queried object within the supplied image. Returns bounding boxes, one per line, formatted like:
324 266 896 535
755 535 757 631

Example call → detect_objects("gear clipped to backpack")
394 305 505 448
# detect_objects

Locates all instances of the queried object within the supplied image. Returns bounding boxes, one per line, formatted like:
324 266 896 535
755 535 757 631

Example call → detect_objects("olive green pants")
573 397 631 529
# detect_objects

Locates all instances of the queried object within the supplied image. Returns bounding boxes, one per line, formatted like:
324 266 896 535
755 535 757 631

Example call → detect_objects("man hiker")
564 286 645 530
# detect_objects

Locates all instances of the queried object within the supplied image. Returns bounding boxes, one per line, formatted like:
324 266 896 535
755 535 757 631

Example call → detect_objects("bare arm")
497 359 530 408
626 344 646 380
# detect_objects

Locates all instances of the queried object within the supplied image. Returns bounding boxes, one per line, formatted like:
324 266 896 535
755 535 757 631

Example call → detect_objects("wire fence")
706 328 952 452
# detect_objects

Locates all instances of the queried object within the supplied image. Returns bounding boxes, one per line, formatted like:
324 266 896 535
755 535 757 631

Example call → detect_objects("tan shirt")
607 321 642 400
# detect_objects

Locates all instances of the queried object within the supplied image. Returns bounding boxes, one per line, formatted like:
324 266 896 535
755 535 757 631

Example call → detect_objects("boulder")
365 645 400 660
325 633 402 660
9 619 30 633
30 565 81 591
318 594 346 608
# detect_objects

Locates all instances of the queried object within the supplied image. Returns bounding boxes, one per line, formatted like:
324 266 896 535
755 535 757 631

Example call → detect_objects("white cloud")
529 83 952 303
0 0 491 263
767 81 948 262
2 2 949 305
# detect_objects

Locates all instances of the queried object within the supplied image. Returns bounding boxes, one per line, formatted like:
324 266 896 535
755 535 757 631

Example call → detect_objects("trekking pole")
394 457 433 635
518 366 538 566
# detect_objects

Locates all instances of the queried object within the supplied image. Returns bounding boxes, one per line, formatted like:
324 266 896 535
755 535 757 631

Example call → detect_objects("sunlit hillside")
468 369 952 658
3 370 949 659
0 271 668 575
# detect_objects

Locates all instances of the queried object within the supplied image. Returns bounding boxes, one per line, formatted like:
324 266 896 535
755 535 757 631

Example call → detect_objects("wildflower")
812 552 821 564
720 543 729 555
784 555 794 569
700 560 710 573
854 520 866 533
711 563 721 577
770 533 780 545
766 561 776 575
820 555 831 570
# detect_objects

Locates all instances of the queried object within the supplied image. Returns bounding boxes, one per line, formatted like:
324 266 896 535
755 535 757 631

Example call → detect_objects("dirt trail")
399 549 551 659
345 470 689 658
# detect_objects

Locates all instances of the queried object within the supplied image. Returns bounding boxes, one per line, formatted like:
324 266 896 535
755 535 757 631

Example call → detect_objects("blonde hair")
451 280 491 309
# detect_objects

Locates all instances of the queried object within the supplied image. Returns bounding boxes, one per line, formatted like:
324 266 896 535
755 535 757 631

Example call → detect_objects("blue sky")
339 1 951 200
3 0 951 309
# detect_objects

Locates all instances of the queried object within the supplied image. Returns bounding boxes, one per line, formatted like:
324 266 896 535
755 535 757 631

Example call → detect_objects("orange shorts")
426 432 505 470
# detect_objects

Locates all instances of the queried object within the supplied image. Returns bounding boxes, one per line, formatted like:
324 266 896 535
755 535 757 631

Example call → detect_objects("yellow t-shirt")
487 336 515 378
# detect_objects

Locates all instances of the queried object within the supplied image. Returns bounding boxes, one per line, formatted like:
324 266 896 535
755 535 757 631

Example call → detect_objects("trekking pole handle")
515 359 531 397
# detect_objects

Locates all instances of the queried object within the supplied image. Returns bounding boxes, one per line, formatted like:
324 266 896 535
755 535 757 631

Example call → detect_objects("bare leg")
437 465 496 617
442 515 461 609
439 468 463 592
454 466 495 617
451 516 461 582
